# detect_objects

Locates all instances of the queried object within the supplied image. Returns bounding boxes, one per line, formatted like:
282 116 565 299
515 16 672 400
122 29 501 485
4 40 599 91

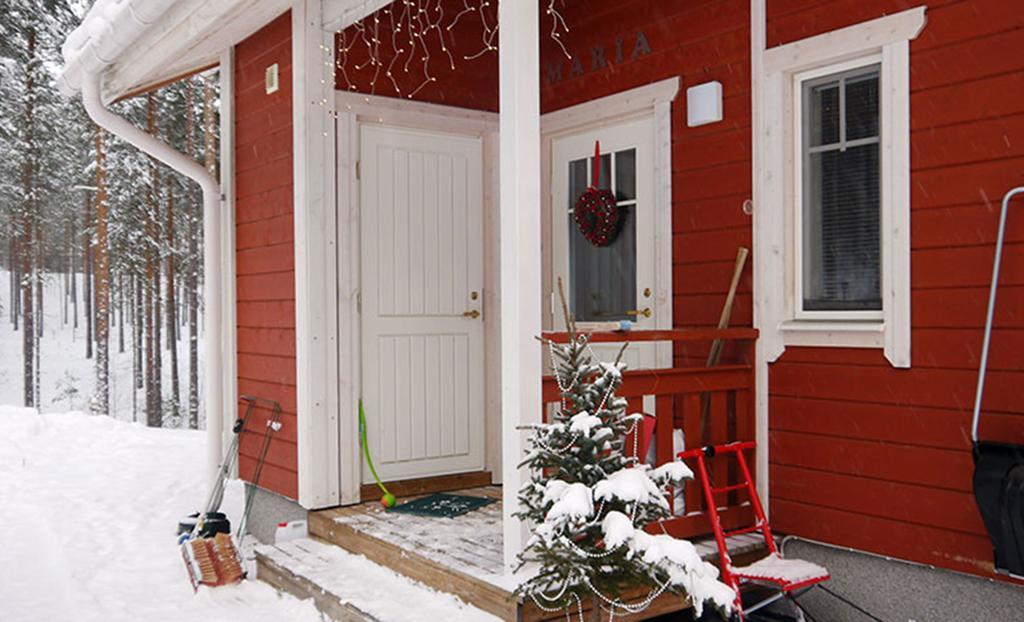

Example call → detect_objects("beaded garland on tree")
513 282 735 621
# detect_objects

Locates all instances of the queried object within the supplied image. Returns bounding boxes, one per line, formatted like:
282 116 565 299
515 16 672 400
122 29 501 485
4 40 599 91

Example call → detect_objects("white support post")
219 48 238 461
750 0 771 510
293 0 341 509
498 0 542 571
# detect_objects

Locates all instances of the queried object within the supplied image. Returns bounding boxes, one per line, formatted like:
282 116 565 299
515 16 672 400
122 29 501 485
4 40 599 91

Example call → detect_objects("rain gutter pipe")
81 73 225 488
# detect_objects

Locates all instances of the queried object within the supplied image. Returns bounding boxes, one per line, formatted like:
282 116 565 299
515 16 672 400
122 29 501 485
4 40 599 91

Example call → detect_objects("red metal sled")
678 441 831 620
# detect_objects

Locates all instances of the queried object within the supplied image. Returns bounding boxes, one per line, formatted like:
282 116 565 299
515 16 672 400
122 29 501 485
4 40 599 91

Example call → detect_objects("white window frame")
792 56 884 323
754 7 926 368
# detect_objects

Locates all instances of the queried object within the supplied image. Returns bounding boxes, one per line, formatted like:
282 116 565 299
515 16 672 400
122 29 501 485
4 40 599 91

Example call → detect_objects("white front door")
359 124 485 483
551 116 666 369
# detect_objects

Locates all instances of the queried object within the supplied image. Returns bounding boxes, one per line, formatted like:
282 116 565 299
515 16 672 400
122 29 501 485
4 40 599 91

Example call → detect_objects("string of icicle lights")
334 0 571 99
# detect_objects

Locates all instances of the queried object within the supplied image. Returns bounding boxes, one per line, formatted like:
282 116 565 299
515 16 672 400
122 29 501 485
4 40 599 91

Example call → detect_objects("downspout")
81 74 224 487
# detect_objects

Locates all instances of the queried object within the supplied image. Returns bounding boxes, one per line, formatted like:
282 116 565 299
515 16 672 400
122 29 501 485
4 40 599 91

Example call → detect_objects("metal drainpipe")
81 74 224 488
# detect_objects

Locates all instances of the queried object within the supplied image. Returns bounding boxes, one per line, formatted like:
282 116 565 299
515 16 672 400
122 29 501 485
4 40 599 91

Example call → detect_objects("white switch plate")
686 81 722 127
265 63 279 94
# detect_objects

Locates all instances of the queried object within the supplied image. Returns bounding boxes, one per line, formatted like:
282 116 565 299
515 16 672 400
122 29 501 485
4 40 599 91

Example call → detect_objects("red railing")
541 328 758 540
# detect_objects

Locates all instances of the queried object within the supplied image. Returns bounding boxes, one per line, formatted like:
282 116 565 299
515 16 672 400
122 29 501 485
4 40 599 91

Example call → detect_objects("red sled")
678 441 830 620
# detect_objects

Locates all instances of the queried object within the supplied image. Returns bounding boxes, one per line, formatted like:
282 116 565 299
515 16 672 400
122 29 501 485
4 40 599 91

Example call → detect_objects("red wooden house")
60 0 1023 619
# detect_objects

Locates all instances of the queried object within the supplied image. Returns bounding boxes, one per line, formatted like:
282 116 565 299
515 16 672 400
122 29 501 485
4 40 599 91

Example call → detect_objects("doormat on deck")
387 493 495 518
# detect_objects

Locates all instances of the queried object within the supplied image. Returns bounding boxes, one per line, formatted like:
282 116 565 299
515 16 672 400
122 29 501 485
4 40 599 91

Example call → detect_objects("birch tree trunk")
94 126 110 414
20 27 36 408
83 191 93 360
166 179 180 420
145 92 161 427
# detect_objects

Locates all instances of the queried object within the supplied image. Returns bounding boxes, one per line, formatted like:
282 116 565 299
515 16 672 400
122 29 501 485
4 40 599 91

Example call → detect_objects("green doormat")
387 493 495 518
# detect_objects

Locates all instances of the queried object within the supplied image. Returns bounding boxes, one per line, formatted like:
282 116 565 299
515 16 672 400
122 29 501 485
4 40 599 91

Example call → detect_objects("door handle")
462 310 481 319
626 308 652 319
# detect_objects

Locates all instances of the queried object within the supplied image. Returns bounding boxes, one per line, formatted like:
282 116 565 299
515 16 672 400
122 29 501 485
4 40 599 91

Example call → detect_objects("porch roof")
57 0 386 103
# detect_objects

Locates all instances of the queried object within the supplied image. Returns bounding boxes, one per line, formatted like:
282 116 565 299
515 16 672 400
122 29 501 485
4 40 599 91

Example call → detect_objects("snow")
544 481 594 523
593 466 669 509
568 411 603 437
0 271 204 426
0 405 320 622
651 460 693 484
732 552 829 585
258 538 500 621
600 511 634 549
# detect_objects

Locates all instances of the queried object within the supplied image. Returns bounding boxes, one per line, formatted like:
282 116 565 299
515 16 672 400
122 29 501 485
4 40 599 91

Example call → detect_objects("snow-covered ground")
0 406 322 622
0 270 203 426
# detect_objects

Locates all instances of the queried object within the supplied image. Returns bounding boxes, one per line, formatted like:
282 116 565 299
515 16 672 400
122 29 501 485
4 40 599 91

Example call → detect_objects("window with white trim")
796 62 882 318
754 7 925 368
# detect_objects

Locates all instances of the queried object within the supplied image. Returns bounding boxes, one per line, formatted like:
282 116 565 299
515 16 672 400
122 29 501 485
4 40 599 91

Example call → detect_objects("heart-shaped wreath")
573 140 621 247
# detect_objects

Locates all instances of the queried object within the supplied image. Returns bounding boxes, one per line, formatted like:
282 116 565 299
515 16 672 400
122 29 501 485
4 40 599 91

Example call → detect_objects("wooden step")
255 537 498 622
306 486 769 621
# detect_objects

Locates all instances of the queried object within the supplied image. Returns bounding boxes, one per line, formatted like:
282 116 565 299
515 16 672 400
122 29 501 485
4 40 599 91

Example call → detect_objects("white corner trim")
763 6 927 75
750 0 770 518
541 77 680 137
882 40 912 369
219 47 238 460
336 109 362 506
293 0 341 509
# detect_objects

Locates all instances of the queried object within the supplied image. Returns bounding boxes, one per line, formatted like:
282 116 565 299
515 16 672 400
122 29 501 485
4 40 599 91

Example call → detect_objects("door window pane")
567 149 638 321
801 65 882 312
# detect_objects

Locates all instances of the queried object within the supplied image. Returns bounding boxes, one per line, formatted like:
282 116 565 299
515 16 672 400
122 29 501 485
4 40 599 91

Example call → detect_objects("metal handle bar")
972 187 1024 444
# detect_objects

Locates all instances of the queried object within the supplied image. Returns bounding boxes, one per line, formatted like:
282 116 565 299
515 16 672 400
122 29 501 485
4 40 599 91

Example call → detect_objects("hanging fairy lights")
335 0 572 99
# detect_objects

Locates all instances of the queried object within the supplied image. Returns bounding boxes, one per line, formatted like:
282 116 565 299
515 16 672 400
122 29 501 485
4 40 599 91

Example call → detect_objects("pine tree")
515 287 734 620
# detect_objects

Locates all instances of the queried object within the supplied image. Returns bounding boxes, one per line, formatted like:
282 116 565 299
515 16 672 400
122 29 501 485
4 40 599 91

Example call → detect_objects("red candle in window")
573 140 621 247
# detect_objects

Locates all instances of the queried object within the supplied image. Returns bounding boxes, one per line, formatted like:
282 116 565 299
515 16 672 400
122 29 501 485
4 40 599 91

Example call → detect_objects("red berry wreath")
573 140 621 247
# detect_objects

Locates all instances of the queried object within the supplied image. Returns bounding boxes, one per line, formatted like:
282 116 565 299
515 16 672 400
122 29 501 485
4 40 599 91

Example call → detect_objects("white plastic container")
274 519 308 544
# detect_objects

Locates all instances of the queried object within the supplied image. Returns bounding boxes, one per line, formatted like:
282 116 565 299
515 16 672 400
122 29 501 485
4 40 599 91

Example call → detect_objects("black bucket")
177 511 232 539
972 441 1024 577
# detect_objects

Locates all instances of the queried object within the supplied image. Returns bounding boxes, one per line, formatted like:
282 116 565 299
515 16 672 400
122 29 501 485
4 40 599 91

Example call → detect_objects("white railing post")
499 0 542 571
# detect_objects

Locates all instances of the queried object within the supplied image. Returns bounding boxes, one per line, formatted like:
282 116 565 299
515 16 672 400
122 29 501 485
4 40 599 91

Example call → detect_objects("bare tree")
93 126 110 414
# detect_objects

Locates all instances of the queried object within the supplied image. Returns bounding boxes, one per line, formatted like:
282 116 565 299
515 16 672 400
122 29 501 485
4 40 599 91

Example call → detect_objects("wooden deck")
258 486 767 622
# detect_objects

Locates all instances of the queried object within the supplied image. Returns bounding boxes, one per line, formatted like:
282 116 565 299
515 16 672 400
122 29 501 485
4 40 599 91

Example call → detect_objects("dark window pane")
807 82 840 146
569 208 636 321
846 72 880 140
615 149 636 202
802 144 881 311
569 158 587 208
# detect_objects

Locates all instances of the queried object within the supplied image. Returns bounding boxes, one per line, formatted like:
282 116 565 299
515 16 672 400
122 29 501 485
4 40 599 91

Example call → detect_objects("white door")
551 116 666 370
360 124 485 483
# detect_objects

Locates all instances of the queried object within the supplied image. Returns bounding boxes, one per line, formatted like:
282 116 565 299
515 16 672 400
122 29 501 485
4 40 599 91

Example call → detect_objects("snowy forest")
0 0 217 429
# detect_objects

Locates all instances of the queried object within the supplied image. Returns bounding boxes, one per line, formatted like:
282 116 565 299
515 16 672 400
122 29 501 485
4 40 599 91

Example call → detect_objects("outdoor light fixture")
686 80 722 127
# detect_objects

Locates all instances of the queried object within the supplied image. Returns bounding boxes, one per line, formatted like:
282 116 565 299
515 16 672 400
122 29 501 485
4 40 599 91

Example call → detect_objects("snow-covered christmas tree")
515 286 734 620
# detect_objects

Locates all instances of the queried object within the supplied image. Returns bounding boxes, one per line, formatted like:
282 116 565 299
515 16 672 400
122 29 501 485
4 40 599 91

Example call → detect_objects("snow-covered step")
255 537 501 622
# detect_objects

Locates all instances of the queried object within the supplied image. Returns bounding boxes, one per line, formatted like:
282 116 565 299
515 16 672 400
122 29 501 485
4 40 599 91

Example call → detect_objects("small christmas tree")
515 284 734 620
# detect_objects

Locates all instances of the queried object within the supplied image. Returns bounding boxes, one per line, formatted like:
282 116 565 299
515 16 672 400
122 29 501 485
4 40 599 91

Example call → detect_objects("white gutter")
59 0 178 96
82 74 224 487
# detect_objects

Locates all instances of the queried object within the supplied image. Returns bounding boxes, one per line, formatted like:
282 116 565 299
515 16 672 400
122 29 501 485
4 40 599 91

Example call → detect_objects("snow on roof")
57 0 178 96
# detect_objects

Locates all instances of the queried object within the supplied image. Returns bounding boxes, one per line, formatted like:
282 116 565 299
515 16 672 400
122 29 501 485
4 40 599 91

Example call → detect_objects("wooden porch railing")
541 328 759 540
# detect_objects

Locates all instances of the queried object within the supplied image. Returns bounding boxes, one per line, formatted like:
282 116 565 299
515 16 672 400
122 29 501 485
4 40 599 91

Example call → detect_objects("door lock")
462 310 481 319
626 308 652 319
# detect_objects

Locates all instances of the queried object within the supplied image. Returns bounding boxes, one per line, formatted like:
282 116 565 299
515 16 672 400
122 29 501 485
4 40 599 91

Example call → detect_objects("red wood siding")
767 0 1024 580
538 0 755 347
234 11 298 500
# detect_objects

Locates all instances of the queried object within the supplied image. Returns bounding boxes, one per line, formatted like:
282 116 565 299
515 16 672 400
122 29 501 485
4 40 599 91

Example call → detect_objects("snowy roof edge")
57 0 179 97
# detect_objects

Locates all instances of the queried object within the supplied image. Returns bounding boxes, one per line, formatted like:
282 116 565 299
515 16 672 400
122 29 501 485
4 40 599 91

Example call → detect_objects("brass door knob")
462 310 481 319
626 308 652 318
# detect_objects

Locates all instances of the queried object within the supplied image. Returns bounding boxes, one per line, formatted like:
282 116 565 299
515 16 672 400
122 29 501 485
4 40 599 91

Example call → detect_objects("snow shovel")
971 186 1024 579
